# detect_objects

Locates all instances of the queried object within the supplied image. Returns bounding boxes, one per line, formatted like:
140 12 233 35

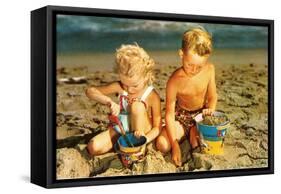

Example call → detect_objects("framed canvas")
31 5 274 188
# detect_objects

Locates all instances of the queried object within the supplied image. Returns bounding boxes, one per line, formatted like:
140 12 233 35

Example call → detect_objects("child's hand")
134 130 145 138
108 100 120 116
172 140 182 167
202 108 214 116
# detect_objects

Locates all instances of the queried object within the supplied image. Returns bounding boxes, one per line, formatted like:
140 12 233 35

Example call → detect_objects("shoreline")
57 48 268 72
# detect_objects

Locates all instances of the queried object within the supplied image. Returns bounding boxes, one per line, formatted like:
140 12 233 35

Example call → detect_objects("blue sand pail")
194 111 230 155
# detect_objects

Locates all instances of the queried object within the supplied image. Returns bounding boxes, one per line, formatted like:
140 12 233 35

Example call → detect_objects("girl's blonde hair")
182 27 212 56
115 44 155 85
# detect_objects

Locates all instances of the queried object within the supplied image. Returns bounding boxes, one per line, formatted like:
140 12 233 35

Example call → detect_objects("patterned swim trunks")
175 103 204 135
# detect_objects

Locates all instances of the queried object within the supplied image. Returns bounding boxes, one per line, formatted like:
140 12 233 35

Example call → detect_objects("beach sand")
56 49 268 179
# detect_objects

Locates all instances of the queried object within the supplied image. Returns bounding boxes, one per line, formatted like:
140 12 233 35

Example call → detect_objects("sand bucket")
194 111 230 155
115 133 147 167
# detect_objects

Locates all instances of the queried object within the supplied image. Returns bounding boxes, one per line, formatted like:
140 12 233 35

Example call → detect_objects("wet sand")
56 49 268 179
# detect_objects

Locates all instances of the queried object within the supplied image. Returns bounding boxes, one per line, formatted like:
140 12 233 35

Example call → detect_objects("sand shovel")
108 114 134 147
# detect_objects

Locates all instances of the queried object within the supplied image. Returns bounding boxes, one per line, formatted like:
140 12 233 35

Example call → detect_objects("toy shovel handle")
108 114 126 135
108 114 134 147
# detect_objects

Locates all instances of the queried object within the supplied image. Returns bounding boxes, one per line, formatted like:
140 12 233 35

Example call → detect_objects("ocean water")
57 14 268 54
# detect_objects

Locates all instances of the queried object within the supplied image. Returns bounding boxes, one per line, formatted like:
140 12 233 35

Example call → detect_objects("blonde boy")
156 28 217 166
86 44 162 155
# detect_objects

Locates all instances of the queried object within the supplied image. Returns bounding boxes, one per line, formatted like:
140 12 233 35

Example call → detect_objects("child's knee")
156 135 171 153
87 139 102 156
130 101 146 115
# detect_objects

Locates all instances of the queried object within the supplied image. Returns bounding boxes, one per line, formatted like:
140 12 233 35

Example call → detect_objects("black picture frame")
31 5 274 188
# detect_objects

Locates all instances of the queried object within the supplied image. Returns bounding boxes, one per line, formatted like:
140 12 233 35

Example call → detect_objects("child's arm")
85 82 122 115
203 64 217 115
165 78 182 166
165 78 177 143
145 92 162 143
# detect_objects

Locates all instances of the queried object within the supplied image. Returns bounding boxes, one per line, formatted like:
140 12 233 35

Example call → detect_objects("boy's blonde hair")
115 44 155 85
182 27 212 56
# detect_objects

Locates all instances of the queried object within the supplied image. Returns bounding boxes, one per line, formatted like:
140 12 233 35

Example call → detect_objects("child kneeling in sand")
156 27 218 166
86 44 162 156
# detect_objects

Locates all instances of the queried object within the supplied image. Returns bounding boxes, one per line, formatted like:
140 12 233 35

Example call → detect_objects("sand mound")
57 148 91 179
